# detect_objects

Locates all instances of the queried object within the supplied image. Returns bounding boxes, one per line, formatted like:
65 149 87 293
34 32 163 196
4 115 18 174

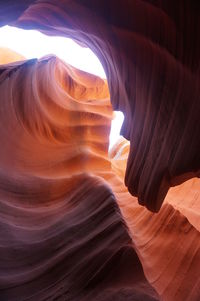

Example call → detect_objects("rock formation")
0 1 200 300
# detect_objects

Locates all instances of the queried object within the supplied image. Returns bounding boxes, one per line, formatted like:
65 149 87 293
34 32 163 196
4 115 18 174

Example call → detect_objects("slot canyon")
0 1 200 300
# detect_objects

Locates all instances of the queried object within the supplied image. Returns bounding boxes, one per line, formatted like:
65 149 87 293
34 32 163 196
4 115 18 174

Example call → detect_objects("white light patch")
109 111 124 150
0 25 106 78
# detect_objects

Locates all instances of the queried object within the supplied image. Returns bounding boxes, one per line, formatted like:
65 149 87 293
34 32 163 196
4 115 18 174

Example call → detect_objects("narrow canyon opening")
0 25 125 151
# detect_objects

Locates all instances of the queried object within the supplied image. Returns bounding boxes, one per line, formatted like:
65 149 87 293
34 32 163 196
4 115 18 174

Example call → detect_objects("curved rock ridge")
0 54 112 177
0 172 158 301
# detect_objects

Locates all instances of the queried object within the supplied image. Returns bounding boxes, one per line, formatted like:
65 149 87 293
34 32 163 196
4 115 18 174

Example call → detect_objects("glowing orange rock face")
0 48 25 64
0 1 200 300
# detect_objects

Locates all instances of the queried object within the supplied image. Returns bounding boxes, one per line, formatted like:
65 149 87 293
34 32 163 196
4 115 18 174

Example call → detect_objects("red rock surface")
0 1 200 300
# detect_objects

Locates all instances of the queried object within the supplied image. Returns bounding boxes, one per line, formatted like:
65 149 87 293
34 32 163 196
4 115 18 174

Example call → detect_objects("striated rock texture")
0 1 200 300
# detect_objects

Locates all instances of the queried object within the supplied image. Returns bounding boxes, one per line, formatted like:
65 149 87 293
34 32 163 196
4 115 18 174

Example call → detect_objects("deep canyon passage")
0 1 200 300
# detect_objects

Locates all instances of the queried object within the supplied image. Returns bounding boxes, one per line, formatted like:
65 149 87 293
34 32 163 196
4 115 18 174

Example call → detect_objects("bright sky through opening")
0 25 124 148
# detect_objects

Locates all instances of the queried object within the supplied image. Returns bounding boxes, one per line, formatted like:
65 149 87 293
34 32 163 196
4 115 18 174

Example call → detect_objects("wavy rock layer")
0 1 200 300
0 172 158 301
